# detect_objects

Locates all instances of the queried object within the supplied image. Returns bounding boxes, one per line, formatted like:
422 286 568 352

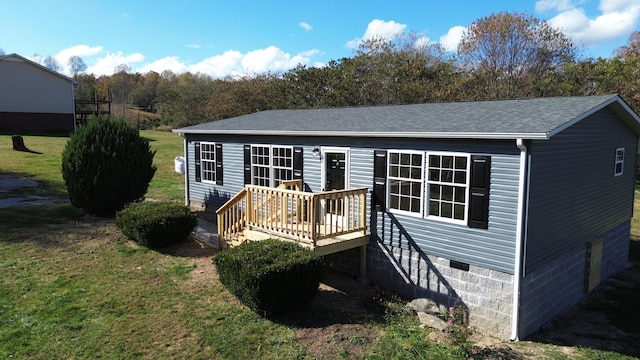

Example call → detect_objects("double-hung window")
614 147 624 177
194 141 223 185
250 145 294 187
426 152 470 224
387 151 424 215
200 142 218 183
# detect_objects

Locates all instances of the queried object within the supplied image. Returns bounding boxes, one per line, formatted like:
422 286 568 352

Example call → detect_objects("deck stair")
216 180 370 256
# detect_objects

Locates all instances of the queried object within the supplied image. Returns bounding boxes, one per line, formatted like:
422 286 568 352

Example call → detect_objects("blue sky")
1 0 638 77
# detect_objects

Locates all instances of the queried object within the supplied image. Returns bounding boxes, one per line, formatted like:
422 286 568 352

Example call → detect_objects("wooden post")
359 244 368 284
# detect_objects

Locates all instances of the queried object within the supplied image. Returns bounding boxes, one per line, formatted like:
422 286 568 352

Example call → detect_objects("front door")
321 148 349 227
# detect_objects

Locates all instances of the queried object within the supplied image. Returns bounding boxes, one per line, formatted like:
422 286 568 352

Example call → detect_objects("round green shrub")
61 117 156 216
115 201 197 248
214 239 324 315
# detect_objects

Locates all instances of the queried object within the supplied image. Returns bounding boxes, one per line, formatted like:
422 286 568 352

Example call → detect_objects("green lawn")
0 131 465 359
0 130 185 202
0 131 638 359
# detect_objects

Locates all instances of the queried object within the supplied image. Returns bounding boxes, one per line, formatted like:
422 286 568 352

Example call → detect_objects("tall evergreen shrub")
61 117 156 216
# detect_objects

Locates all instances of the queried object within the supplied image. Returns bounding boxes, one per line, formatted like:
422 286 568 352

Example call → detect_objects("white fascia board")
172 129 550 140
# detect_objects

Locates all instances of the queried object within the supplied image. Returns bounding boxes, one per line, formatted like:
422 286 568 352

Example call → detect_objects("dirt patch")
0 176 67 208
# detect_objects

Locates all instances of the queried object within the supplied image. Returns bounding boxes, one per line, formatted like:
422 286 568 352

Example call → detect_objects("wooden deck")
216 180 370 256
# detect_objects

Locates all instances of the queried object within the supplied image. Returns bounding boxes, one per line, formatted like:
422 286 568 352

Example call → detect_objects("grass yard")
0 130 639 359
0 130 185 202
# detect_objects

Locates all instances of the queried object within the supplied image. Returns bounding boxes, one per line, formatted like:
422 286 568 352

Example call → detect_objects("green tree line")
71 12 640 128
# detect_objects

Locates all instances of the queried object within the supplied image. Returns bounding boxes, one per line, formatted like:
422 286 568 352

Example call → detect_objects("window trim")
425 151 471 226
199 141 218 184
614 147 624 177
386 150 425 218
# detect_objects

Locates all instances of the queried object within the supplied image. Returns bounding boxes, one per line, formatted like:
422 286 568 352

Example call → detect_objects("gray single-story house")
173 94 639 339
0 53 77 133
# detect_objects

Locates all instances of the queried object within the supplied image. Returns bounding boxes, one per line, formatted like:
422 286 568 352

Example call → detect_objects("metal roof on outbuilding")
174 95 640 140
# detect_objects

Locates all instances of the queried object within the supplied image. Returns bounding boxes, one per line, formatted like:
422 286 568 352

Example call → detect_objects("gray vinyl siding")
374 153 520 274
185 134 522 273
186 136 329 209
186 138 243 209
525 108 637 273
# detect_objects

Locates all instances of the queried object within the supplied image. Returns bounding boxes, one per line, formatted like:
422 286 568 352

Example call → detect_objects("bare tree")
43 55 62 72
0 47 5 56
31 53 43 65
457 12 577 99
615 31 640 59
112 64 134 119
68 55 87 78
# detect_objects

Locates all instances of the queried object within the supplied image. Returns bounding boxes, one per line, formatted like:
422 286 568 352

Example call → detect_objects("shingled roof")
174 95 640 140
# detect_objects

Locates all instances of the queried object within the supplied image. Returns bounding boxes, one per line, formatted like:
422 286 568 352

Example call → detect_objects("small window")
614 148 624 177
200 142 217 183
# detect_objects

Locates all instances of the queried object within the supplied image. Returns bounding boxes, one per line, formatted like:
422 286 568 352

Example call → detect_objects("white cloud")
186 44 202 49
179 46 315 78
139 56 188 75
73 45 317 78
414 35 432 48
86 51 145 76
241 46 311 75
56 44 103 59
189 50 244 78
439 26 466 52
346 19 407 48
540 0 640 47
52 45 103 75
299 22 312 31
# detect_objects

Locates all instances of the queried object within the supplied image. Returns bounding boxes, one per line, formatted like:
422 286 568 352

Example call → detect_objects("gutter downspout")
182 135 189 207
511 138 528 341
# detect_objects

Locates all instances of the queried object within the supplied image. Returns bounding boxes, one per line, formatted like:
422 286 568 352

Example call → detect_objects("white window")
426 152 470 224
384 150 487 227
387 151 424 215
251 145 293 187
614 148 624 177
200 142 217 183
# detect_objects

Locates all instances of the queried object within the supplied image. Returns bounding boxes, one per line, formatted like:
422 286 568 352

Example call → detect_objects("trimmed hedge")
115 201 197 248
214 239 323 315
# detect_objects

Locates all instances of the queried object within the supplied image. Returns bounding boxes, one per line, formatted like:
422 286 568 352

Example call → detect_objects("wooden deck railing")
216 187 248 243
216 180 368 248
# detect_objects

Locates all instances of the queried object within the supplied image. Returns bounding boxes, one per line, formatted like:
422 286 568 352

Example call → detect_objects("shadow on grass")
0 204 85 235
0 170 68 198
267 269 392 329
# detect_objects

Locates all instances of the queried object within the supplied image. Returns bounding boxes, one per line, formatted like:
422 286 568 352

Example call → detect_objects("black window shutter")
293 147 303 181
373 150 387 209
243 145 252 185
194 142 201 182
215 143 223 185
468 155 491 229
